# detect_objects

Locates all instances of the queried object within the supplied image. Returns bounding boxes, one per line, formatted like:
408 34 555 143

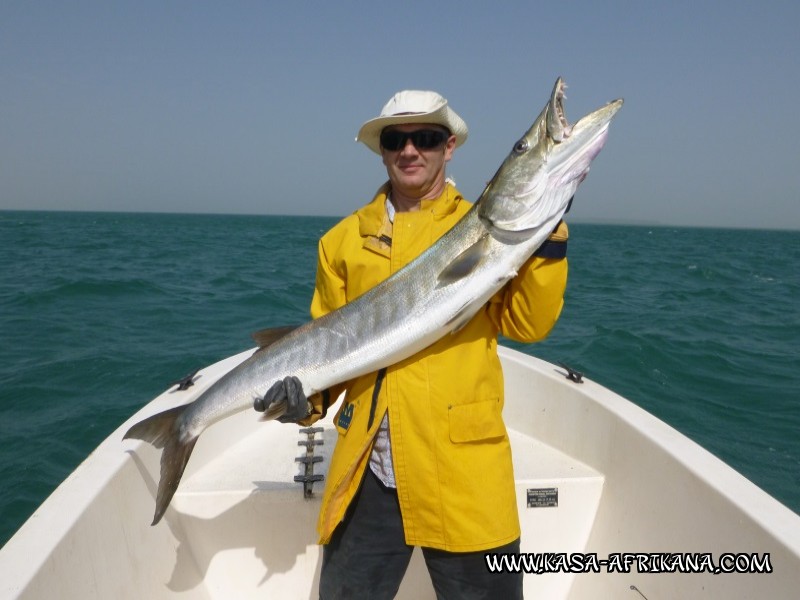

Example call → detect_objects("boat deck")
165 408 603 599
5 347 799 600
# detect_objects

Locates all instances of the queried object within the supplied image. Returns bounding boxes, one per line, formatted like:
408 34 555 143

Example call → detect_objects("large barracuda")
125 78 623 525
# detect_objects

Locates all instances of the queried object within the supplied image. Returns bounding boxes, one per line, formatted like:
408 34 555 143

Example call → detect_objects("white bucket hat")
356 90 469 155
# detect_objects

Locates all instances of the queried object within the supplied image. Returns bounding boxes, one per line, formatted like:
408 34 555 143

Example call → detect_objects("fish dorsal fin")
251 325 299 351
437 235 489 287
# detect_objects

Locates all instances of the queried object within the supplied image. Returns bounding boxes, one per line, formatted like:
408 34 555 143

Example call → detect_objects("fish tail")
124 405 198 525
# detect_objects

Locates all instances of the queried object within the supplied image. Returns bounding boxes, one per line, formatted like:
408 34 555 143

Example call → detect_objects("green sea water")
1 211 798 547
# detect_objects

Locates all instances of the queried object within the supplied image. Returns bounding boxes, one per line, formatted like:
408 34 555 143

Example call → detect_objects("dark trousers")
320 468 523 600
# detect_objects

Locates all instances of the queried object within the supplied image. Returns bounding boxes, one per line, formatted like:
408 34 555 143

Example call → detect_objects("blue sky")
2 1 798 229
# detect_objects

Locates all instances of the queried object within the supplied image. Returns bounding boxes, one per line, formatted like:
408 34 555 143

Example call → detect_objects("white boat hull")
2 347 799 599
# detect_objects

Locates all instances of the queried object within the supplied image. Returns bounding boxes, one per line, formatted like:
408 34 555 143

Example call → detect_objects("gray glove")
254 376 310 423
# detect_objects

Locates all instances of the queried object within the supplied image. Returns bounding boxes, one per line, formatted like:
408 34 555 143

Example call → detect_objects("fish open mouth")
549 78 573 142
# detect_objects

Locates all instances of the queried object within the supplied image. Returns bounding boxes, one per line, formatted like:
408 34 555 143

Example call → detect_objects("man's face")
380 124 456 201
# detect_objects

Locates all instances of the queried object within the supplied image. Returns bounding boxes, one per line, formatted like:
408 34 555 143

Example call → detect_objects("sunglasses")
379 129 450 151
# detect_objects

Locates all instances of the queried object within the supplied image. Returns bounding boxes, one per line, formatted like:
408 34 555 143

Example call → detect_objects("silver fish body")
125 78 623 525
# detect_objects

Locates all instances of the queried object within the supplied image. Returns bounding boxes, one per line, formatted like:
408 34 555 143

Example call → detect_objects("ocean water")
1 211 798 547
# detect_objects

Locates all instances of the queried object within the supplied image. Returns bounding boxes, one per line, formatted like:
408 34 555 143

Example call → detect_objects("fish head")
478 78 623 239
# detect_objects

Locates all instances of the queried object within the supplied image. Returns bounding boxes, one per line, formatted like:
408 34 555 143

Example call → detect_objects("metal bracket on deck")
169 368 199 391
295 426 325 497
558 362 584 384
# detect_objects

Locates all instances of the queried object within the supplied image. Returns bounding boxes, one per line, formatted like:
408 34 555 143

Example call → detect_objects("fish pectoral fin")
437 236 489 287
251 325 300 352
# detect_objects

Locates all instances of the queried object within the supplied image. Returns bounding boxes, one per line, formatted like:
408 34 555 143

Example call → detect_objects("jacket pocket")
448 398 506 443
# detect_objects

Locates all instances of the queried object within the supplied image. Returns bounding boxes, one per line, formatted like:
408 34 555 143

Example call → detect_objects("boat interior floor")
163 412 603 598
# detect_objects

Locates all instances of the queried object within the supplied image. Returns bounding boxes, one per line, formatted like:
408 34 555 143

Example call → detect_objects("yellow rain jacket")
302 182 568 552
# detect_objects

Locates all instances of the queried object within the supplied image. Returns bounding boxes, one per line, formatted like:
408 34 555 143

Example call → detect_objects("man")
257 90 568 599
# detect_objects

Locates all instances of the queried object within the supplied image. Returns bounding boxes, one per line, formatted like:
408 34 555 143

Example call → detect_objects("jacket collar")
356 181 463 239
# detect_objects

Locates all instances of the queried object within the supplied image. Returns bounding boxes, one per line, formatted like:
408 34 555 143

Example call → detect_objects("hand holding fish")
254 376 311 423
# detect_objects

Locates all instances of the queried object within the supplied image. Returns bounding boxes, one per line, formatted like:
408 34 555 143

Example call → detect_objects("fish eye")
513 139 529 154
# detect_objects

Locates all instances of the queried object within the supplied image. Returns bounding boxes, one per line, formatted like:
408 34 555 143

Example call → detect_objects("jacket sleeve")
299 237 349 425
310 237 346 319
486 222 569 343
